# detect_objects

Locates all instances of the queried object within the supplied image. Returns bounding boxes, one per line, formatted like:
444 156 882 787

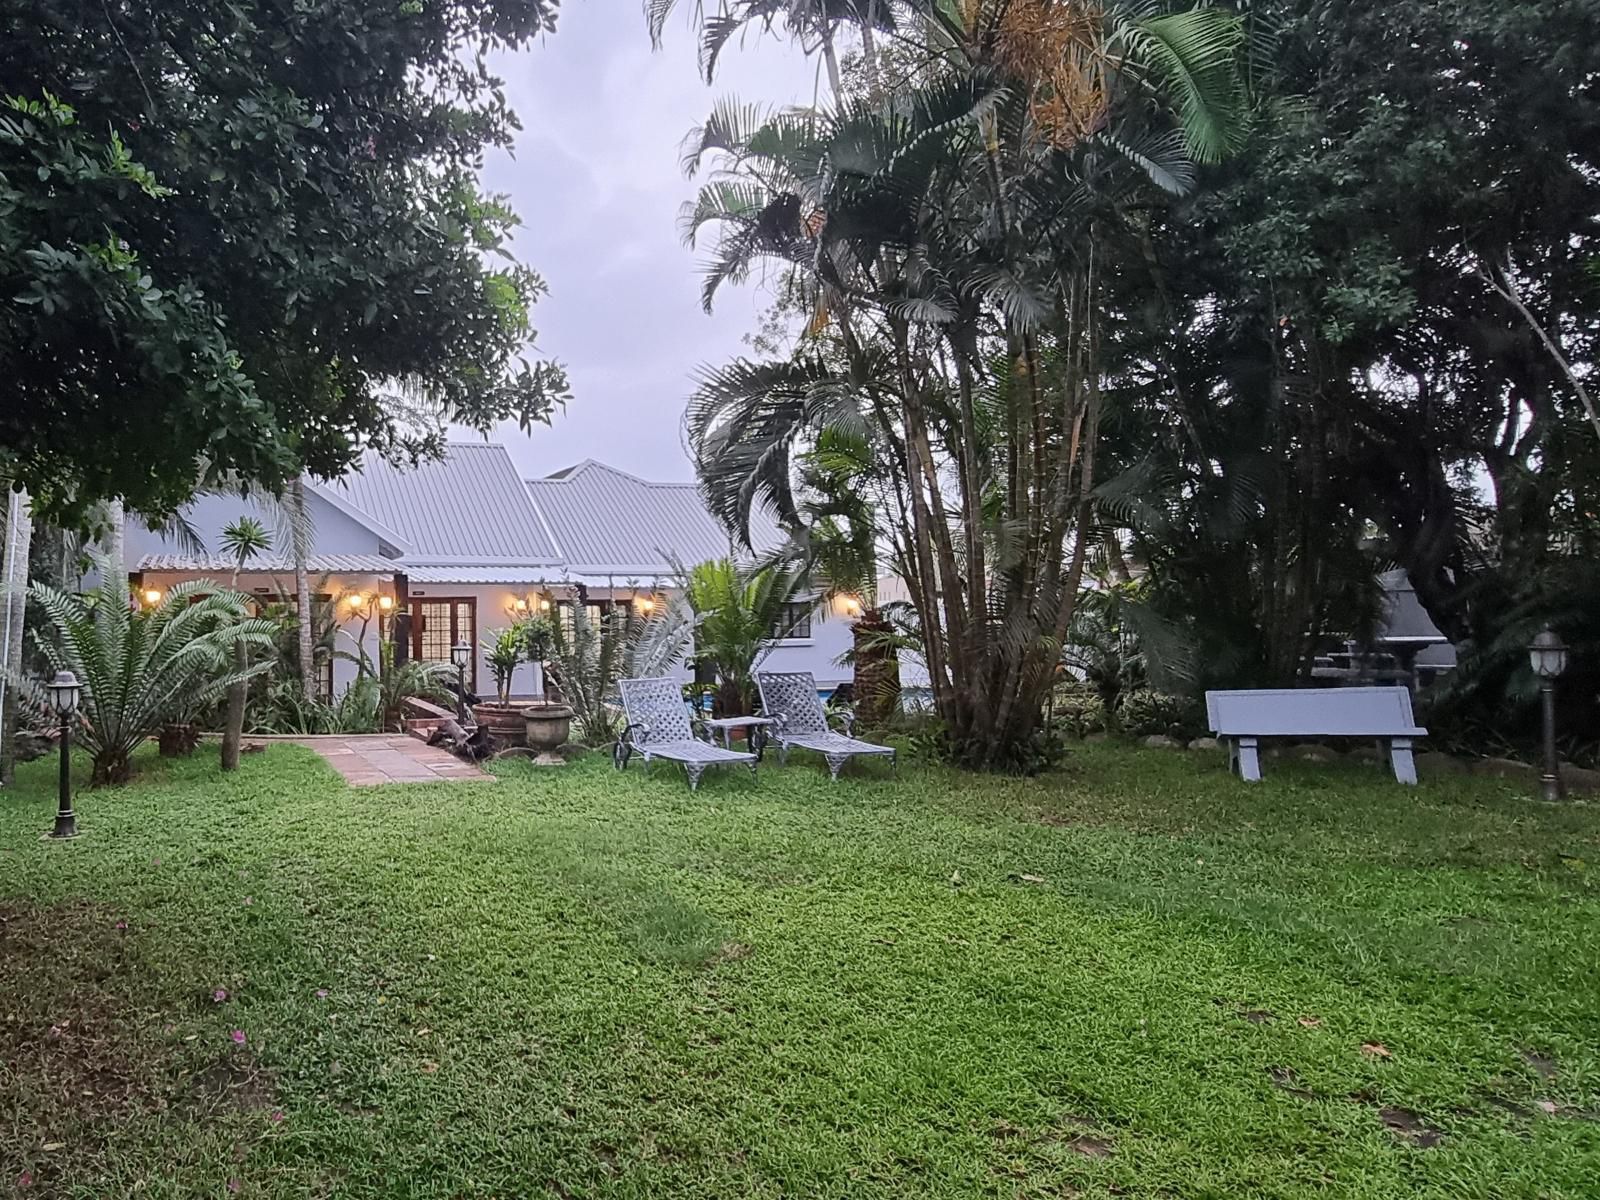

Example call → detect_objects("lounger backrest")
757 671 828 735
1206 686 1423 737
619 676 693 742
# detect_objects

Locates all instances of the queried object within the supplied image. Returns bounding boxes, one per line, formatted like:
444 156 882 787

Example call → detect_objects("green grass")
2 741 1598 1198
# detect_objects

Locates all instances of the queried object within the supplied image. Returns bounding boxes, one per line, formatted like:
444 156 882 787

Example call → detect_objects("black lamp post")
1528 627 1568 802
450 639 471 723
47 669 81 838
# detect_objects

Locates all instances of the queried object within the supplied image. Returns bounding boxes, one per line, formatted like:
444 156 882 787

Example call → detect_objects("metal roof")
404 566 565 584
524 460 783 576
136 554 400 574
1376 569 1449 645
327 444 561 566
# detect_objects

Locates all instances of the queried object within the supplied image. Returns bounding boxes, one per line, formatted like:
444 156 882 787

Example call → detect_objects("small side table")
702 716 776 760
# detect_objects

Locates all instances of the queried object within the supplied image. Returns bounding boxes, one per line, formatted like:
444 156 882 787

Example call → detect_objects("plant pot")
158 722 201 758
523 703 574 766
471 702 526 749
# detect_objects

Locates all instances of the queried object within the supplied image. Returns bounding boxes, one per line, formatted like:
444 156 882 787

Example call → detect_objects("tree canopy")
1 0 570 524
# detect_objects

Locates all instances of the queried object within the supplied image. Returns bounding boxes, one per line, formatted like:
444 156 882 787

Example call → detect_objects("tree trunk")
0 486 32 787
221 557 246 772
90 748 132 788
290 478 316 703
851 612 900 729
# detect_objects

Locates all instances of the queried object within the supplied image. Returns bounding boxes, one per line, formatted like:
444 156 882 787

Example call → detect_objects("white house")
124 444 857 700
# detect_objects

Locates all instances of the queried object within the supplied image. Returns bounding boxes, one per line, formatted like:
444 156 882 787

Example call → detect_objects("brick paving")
288 735 494 786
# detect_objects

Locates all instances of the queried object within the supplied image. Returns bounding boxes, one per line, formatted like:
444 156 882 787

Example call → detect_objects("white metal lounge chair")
756 671 896 781
615 676 757 791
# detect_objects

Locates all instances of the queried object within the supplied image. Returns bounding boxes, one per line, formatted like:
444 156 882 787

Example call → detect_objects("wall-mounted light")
142 588 162 607
638 595 656 614
346 593 366 611
539 597 552 612
513 597 529 612
842 595 863 617
378 595 394 612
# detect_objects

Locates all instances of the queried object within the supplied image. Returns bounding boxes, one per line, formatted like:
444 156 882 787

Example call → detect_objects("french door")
395 598 476 691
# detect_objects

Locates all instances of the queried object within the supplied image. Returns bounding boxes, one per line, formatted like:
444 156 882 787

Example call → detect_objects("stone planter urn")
523 702 573 766
471 702 526 749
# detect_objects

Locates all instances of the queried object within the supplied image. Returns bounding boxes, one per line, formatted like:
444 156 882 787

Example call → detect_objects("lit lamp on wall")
346 593 367 614
47 670 81 839
450 639 471 723
512 596 529 614
842 595 864 618
378 595 394 613
142 588 162 607
637 594 656 615
1529 628 1568 802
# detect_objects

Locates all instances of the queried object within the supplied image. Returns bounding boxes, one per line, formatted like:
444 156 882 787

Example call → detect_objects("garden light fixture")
1528 628 1567 801
47 670 81 838
378 595 394 612
450 640 471 722
142 588 162 606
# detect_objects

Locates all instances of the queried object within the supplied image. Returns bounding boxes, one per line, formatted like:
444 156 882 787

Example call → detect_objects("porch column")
392 572 410 667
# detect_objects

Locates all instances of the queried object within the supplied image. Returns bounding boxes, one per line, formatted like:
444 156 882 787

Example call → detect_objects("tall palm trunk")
0 487 33 786
290 478 315 703
221 556 247 771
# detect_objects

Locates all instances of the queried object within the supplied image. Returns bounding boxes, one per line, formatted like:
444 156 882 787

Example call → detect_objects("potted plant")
471 626 528 747
515 614 571 763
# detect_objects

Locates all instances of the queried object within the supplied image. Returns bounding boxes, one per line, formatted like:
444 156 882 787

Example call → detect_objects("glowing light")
842 595 863 616
378 595 394 612
638 596 656 614
539 598 551 611
347 593 365 610
143 588 162 606
513 597 528 612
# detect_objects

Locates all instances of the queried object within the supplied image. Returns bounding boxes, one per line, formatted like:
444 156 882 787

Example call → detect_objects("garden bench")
1205 686 1427 784
616 676 757 791
756 671 896 781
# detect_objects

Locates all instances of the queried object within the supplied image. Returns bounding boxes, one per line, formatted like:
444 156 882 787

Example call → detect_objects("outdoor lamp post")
1529 628 1568 801
47 670 81 838
450 640 471 723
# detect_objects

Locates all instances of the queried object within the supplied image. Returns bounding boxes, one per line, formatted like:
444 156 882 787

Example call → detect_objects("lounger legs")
1235 736 1263 782
825 752 849 782
1388 737 1418 785
685 763 707 792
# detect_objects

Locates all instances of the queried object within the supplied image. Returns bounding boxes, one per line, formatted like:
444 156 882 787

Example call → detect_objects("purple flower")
114 920 128 931
230 1030 247 1045
213 988 229 1003
269 1110 285 1124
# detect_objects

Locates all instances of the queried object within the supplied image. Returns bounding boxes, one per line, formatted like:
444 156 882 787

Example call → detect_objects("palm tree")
679 0 1252 768
219 516 272 770
685 556 814 715
646 0 896 94
0 484 32 786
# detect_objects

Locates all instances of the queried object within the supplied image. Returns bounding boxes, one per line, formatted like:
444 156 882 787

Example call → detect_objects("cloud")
452 1 821 483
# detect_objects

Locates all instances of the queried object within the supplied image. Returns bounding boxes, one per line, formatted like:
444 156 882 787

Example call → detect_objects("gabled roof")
136 553 400 575
524 459 783 577
329 444 562 567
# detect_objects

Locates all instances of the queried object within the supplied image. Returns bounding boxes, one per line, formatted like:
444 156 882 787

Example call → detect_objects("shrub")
1115 689 1205 740
1050 684 1108 738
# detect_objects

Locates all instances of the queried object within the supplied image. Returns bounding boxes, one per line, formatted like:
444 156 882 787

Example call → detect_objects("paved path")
288 735 494 786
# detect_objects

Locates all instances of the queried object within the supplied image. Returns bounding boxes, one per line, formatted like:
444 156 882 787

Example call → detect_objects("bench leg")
685 762 707 792
1388 738 1418 785
825 752 849 782
1236 737 1263 782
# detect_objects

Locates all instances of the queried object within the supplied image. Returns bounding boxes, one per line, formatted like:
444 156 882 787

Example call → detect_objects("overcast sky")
464 1 823 482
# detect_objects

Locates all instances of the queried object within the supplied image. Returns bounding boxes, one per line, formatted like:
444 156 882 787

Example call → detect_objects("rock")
1471 756 1537 782
1142 734 1182 750
552 742 592 763
1294 744 1341 763
1559 764 1600 794
1187 737 1220 752
1415 751 1470 776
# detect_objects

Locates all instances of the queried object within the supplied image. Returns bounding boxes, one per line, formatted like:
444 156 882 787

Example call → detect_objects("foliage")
1 2 569 525
1048 683 1107 739
19 558 275 784
684 558 814 716
679 0 1254 769
482 626 527 705
247 674 379 737
1113 688 1204 741
546 598 696 745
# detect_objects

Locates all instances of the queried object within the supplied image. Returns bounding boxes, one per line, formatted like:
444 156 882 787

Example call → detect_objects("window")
769 602 812 640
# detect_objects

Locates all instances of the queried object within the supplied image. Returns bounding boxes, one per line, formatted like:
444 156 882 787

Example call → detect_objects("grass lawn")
2 741 1598 1198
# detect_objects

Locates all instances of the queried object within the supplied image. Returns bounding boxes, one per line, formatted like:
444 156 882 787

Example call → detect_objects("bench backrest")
619 677 693 742
1206 686 1424 737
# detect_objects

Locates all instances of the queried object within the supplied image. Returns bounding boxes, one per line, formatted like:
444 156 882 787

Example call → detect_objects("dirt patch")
1267 1065 1317 1101
1377 1105 1444 1148
0 901 275 1190
1519 1049 1557 1080
1062 1133 1115 1158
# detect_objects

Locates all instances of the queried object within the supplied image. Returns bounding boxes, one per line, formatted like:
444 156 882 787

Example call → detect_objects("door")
405 598 476 691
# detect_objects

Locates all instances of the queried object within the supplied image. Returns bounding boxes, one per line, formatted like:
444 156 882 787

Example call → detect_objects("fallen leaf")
1018 873 1047 884
1297 1016 1323 1028
41 1143 65 1152
949 870 963 887
415 1027 431 1037
1537 1100 1559 1115
1361 1042 1392 1059
420 1060 440 1074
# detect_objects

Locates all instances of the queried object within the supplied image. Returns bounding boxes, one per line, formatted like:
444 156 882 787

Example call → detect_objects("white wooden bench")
1205 686 1427 784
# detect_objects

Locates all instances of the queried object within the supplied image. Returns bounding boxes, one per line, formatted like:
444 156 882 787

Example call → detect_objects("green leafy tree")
685 558 813 716
1 2 570 526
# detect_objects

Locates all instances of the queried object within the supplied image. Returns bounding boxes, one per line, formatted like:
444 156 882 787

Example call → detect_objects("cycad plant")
23 556 277 784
